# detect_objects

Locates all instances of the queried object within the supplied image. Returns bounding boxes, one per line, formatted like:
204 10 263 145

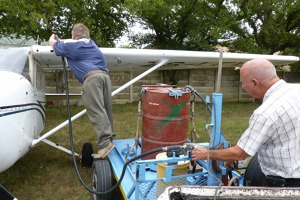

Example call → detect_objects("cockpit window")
21 59 31 82
36 62 45 91
0 47 30 74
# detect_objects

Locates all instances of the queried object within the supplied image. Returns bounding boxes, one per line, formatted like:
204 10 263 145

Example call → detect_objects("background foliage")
1 0 300 70
0 0 128 46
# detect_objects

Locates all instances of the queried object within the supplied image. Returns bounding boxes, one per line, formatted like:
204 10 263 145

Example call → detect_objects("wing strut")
215 51 223 93
42 139 80 156
31 59 169 146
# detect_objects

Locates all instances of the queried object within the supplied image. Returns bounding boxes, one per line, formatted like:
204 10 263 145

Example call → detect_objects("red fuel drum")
141 85 190 159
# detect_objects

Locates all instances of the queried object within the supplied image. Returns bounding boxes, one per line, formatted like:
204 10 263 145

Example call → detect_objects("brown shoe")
94 141 115 159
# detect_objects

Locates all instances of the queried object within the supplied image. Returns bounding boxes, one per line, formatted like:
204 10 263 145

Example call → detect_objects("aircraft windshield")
0 47 30 74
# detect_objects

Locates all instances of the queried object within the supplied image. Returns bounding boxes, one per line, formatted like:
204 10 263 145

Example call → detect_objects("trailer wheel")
92 159 112 200
243 153 266 186
81 143 93 168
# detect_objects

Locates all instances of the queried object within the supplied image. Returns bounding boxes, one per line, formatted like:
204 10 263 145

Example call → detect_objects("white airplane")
0 45 299 197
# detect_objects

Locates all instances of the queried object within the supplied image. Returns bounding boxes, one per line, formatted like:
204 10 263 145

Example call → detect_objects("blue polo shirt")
53 38 108 83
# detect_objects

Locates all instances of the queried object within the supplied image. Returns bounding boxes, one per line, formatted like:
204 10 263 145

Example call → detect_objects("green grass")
0 102 259 200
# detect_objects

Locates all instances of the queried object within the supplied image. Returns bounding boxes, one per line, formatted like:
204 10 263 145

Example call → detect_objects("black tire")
92 159 112 200
243 153 266 186
81 143 93 168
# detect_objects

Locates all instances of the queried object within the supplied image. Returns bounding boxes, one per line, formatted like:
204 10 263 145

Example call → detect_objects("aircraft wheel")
81 143 93 168
92 159 112 200
243 153 266 186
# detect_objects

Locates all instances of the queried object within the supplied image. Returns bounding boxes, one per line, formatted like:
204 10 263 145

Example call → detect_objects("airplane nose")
0 71 34 172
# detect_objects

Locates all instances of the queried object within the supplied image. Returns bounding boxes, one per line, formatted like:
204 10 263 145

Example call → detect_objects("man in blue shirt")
49 23 115 159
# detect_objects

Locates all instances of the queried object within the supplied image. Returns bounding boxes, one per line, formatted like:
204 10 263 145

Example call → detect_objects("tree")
0 0 128 46
124 0 236 50
227 0 300 56
1 0 300 71
124 0 239 84
224 0 300 71
124 0 300 70
0 0 56 43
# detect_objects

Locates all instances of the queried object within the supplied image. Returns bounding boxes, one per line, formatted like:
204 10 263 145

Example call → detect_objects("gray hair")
71 23 90 39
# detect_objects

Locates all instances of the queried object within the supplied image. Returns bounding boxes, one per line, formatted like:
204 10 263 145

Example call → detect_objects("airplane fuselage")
0 47 45 172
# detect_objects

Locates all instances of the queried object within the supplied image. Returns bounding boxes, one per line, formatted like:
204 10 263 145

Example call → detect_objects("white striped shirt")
238 80 300 178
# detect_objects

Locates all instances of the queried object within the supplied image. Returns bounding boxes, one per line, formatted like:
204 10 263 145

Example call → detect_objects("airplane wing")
30 45 299 146
32 46 299 69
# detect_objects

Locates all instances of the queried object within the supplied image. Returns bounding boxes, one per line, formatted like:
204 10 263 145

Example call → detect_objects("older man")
192 58 300 187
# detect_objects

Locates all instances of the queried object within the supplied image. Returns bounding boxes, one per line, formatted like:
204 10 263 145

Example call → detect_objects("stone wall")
45 68 300 105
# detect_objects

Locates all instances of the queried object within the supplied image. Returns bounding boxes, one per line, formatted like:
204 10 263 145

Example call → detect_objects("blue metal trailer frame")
107 92 245 200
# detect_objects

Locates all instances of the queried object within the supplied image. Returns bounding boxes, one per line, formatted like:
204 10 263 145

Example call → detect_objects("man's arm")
49 34 67 49
191 145 249 161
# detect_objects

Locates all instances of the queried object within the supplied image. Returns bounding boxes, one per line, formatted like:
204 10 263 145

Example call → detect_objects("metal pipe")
215 51 223 93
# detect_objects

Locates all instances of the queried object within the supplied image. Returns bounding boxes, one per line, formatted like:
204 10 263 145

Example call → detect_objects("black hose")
104 147 167 193
61 56 113 195
185 85 212 114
